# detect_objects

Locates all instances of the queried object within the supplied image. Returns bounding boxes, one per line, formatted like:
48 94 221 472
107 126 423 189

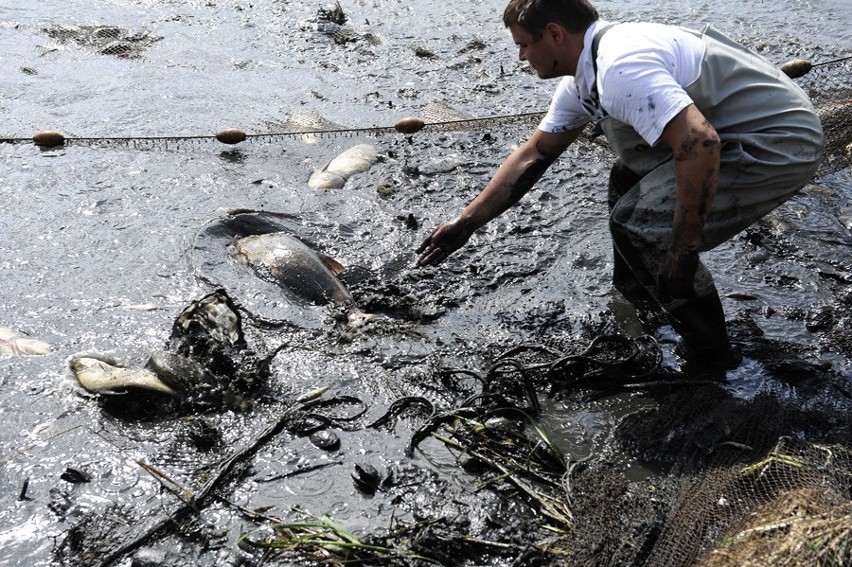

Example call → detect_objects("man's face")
509 23 579 79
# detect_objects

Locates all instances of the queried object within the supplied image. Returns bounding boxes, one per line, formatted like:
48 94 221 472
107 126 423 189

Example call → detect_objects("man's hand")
657 248 699 300
415 128 579 268
416 219 475 267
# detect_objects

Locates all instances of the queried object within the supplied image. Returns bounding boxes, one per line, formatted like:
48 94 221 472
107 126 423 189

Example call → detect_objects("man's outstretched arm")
417 126 582 266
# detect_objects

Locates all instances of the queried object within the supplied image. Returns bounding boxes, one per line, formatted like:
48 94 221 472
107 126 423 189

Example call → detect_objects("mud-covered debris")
60 467 91 484
805 304 835 331
318 1 347 25
309 429 341 451
351 462 381 493
185 417 222 452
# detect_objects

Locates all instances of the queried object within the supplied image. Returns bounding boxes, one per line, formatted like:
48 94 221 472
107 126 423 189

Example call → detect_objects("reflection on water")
1 0 850 564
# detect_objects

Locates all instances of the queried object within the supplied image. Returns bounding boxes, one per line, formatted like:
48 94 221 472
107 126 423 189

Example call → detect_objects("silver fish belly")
231 232 353 307
0 326 52 356
70 356 177 396
309 144 377 189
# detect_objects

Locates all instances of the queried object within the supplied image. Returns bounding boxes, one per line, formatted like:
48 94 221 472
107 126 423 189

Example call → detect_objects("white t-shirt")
538 21 706 146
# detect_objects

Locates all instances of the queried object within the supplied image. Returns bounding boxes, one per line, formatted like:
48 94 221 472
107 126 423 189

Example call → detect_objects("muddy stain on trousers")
601 25 824 312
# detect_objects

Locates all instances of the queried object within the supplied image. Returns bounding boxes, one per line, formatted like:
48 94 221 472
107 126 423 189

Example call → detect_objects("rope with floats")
779 54 852 79
6 113 547 149
4 55 849 150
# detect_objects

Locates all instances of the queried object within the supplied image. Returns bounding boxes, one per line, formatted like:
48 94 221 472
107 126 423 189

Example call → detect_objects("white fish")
0 326 52 356
120 303 160 311
70 356 177 396
309 144 378 189
231 232 371 325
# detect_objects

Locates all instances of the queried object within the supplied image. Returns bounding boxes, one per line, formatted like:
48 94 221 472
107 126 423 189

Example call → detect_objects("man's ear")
542 22 566 43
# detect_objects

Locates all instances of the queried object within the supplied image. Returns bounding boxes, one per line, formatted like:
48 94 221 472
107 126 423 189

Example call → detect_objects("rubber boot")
612 251 660 314
667 291 740 373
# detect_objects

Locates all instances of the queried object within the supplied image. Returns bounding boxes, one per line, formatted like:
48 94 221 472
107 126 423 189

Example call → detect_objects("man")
416 0 823 369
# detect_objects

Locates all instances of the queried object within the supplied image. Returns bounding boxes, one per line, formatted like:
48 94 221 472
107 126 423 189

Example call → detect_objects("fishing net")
18 14 852 567
793 58 852 176
562 382 852 566
10 15 852 181
422 323 852 566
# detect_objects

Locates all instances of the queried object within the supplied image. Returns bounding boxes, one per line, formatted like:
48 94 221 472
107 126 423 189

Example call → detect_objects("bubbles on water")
95 459 145 495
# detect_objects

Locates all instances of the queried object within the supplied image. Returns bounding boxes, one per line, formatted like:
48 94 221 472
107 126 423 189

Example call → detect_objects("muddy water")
1 0 850 565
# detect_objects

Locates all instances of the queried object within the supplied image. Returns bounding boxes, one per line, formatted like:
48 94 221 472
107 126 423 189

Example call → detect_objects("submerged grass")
243 512 441 565
427 406 574 530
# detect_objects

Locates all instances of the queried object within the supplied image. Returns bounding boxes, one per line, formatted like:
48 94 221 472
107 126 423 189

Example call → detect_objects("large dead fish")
0 326 52 356
70 356 177 396
69 290 266 410
308 144 377 189
230 232 370 324
70 352 223 399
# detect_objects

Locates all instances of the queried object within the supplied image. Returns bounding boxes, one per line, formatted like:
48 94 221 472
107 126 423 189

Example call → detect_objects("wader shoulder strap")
588 23 616 118
592 23 616 70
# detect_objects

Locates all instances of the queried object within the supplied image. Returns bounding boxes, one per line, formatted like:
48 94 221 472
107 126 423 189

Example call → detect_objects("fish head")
70 356 177 397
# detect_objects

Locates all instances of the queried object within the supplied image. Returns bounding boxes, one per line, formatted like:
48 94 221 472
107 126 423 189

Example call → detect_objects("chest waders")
595 24 824 367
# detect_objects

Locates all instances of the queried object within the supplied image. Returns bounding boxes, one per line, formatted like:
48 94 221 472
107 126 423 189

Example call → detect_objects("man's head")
503 0 599 38
504 0 598 79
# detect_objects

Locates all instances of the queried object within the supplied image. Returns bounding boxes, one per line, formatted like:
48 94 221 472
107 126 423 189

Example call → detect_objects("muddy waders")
597 25 823 369
608 160 733 368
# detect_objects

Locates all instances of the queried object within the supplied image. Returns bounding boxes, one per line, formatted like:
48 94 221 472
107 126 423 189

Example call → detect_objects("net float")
780 59 813 79
216 128 247 144
394 117 425 134
32 130 65 147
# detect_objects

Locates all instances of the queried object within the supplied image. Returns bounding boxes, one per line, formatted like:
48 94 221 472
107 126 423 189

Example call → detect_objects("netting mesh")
382 327 852 566
41 24 162 59
561 375 852 567
794 58 852 176
14 20 852 566
16 24 851 181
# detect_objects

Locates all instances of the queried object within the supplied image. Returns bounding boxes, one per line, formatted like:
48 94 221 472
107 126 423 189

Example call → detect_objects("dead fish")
308 144 377 189
119 303 160 312
416 156 466 176
230 232 370 324
70 290 264 408
282 108 347 144
0 326 52 356
70 356 176 396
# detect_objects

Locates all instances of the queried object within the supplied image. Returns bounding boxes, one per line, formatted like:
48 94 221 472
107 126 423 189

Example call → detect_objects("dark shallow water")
1 0 850 565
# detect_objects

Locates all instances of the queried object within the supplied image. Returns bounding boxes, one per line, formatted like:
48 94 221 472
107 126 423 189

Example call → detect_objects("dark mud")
1 0 851 566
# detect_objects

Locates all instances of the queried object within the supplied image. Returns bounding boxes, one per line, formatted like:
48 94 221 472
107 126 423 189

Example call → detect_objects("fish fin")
318 253 345 276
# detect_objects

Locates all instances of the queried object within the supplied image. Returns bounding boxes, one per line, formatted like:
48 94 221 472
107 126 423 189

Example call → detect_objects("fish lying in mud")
230 232 371 325
308 144 378 189
69 290 269 412
70 351 228 400
0 326 52 356
70 356 177 396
